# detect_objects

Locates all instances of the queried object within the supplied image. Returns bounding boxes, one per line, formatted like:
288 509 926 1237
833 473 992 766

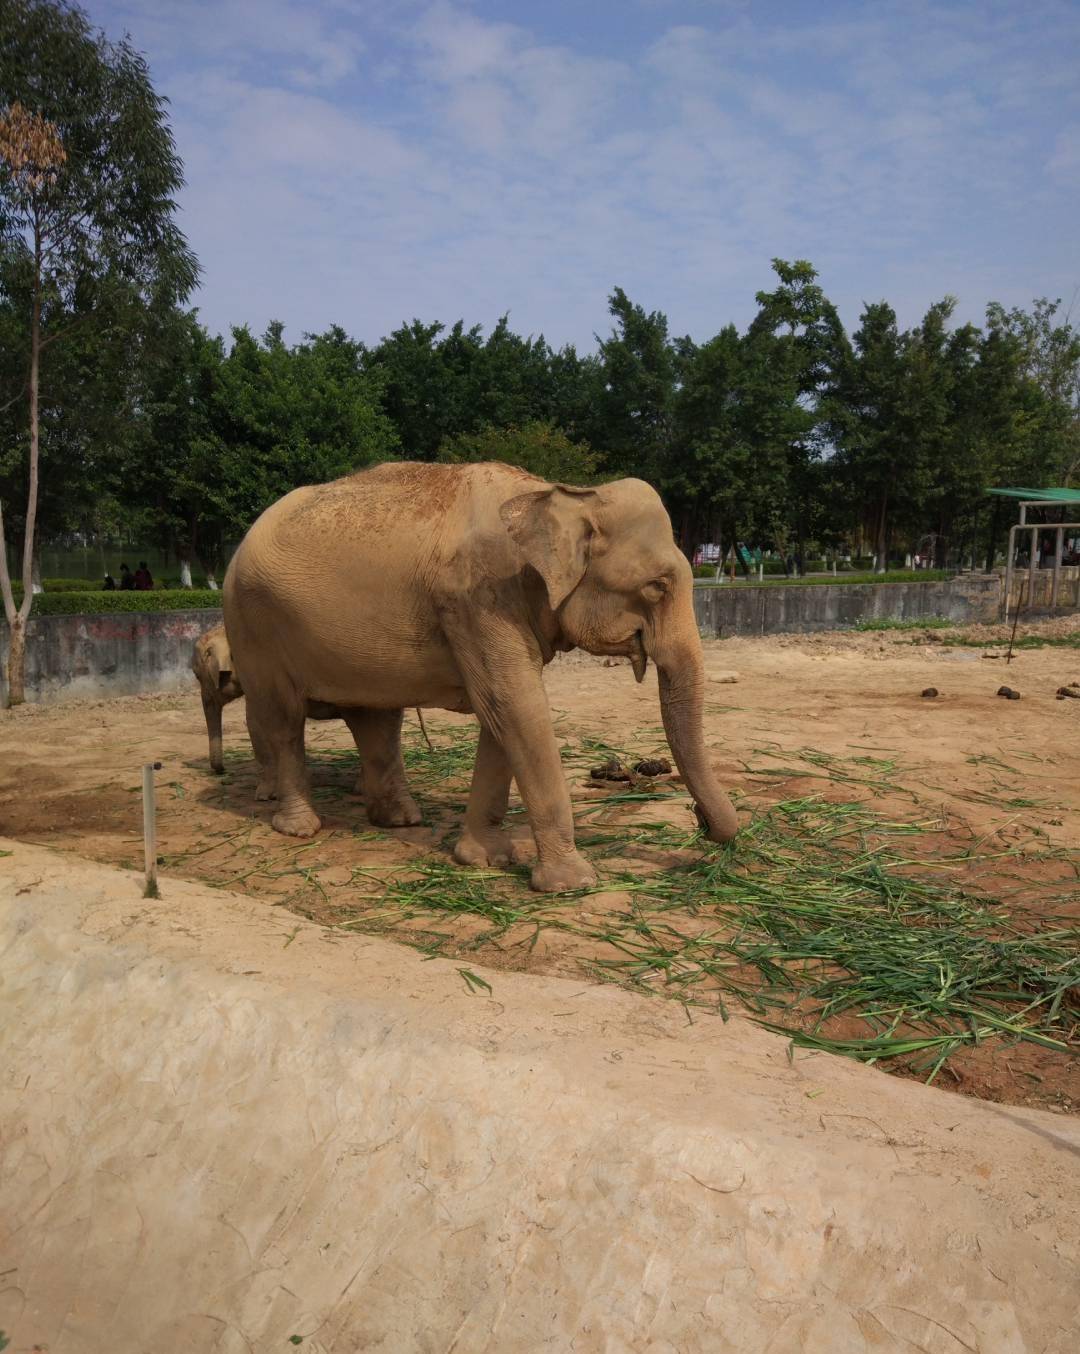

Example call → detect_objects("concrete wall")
693 574 1002 638
1006 564 1080 614
0 577 1008 704
0 607 222 705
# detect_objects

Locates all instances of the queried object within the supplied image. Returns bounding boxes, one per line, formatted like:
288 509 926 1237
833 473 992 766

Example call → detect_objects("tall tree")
0 0 198 703
595 287 677 484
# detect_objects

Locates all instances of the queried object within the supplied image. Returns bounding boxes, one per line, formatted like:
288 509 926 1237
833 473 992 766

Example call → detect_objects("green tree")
0 0 197 703
437 419 599 484
595 287 677 484
132 320 398 583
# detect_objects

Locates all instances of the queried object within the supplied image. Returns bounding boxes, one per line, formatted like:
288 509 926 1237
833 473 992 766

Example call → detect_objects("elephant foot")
351 776 365 796
366 792 423 829
272 805 321 837
529 852 597 894
254 779 278 802
454 826 523 869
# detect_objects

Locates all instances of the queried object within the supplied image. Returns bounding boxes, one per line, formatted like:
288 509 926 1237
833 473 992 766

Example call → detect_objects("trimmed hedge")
14 588 222 617
694 569 951 588
41 577 103 592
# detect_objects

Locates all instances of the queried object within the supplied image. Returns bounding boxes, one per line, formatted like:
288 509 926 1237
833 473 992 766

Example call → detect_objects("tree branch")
0 383 29 416
39 312 92 350
0 500 17 626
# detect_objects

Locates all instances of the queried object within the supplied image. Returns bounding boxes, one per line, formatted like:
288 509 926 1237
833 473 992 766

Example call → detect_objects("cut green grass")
933 631 1080 651
199 723 1080 1085
854 617 954 632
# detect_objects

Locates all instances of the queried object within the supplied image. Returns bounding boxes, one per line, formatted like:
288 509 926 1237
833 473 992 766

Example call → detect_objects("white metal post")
142 760 162 897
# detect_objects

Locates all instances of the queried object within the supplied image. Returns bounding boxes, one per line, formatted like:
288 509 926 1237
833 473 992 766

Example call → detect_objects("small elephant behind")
191 625 372 804
191 624 243 774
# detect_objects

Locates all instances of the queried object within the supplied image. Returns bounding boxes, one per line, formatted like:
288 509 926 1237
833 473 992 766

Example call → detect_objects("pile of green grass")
283 730 1077 1083
204 729 1077 1082
935 631 1080 651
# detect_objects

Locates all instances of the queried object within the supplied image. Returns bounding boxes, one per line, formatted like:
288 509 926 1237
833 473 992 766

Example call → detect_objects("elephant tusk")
630 633 648 684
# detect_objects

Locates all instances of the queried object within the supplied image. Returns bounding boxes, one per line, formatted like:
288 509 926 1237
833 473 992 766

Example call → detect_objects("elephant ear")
500 485 599 610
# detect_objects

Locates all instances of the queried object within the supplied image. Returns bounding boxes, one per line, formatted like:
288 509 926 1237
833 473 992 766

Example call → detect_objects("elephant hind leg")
247 711 278 801
454 723 528 868
246 690 319 837
342 708 422 828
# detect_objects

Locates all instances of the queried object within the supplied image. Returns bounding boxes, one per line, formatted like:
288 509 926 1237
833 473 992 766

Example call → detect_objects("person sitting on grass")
119 563 135 590
102 572 115 591
134 560 154 590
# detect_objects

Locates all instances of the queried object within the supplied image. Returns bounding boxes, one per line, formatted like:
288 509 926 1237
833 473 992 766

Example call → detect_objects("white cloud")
89 0 1080 349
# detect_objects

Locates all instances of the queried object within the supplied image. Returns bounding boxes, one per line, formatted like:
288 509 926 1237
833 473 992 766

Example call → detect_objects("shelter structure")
987 486 1080 620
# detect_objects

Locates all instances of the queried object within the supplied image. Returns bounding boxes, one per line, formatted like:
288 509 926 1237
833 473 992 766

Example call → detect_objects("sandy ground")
6 844 1079 1353
2 616 1078 1114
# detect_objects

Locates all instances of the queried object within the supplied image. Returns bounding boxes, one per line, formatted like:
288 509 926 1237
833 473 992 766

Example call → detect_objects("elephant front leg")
342 709 422 828
465 672 595 894
454 724 529 868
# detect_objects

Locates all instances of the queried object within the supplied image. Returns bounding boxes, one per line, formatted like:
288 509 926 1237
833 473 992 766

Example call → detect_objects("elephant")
191 624 246 775
223 461 738 893
191 624 368 801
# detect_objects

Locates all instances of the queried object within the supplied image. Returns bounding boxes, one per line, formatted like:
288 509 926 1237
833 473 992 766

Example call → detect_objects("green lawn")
694 569 952 587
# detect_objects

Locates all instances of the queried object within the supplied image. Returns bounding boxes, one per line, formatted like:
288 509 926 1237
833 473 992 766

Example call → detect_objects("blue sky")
89 0 1080 350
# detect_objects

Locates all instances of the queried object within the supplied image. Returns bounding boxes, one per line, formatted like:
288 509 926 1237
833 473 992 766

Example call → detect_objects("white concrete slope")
1 840 1077 1354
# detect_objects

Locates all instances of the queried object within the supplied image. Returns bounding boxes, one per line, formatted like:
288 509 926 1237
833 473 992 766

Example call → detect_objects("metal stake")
143 761 162 898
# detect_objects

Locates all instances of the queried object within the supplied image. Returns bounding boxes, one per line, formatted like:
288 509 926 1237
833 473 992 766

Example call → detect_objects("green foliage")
437 419 600 484
39 576 99 590
362 314 601 458
16 587 220 616
126 316 399 576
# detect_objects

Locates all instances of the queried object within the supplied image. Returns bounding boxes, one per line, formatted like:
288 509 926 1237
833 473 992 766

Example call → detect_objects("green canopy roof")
986 487 1080 503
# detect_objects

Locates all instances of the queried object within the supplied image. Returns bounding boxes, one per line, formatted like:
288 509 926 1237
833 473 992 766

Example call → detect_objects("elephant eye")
642 578 668 601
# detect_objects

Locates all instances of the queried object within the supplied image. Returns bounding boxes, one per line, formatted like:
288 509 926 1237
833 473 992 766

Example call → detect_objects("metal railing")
1003 501 1080 622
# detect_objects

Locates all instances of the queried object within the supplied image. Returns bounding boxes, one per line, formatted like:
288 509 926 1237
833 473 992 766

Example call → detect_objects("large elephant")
191 624 373 803
223 462 738 892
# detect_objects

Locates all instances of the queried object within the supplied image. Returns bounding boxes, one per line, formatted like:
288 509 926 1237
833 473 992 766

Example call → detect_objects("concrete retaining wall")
0 607 222 705
1007 564 1080 614
693 574 1002 638
0 576 1008 705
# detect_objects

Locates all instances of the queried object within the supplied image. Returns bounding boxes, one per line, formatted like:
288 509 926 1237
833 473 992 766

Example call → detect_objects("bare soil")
2 617 1078 1114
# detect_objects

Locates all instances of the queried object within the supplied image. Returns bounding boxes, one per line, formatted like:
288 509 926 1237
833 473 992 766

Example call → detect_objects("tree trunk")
875 492 888 573
984 498 1001 573
6 221 42 706
6 615 26 707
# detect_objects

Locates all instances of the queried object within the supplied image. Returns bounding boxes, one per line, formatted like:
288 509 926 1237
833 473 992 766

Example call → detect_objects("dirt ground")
2 615 1078 1114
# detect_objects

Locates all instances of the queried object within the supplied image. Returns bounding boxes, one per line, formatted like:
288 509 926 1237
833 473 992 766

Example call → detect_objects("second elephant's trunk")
203 694 224 774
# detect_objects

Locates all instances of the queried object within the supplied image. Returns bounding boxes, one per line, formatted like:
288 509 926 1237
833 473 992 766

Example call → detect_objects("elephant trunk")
655 637 738 845
203 694 224 774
